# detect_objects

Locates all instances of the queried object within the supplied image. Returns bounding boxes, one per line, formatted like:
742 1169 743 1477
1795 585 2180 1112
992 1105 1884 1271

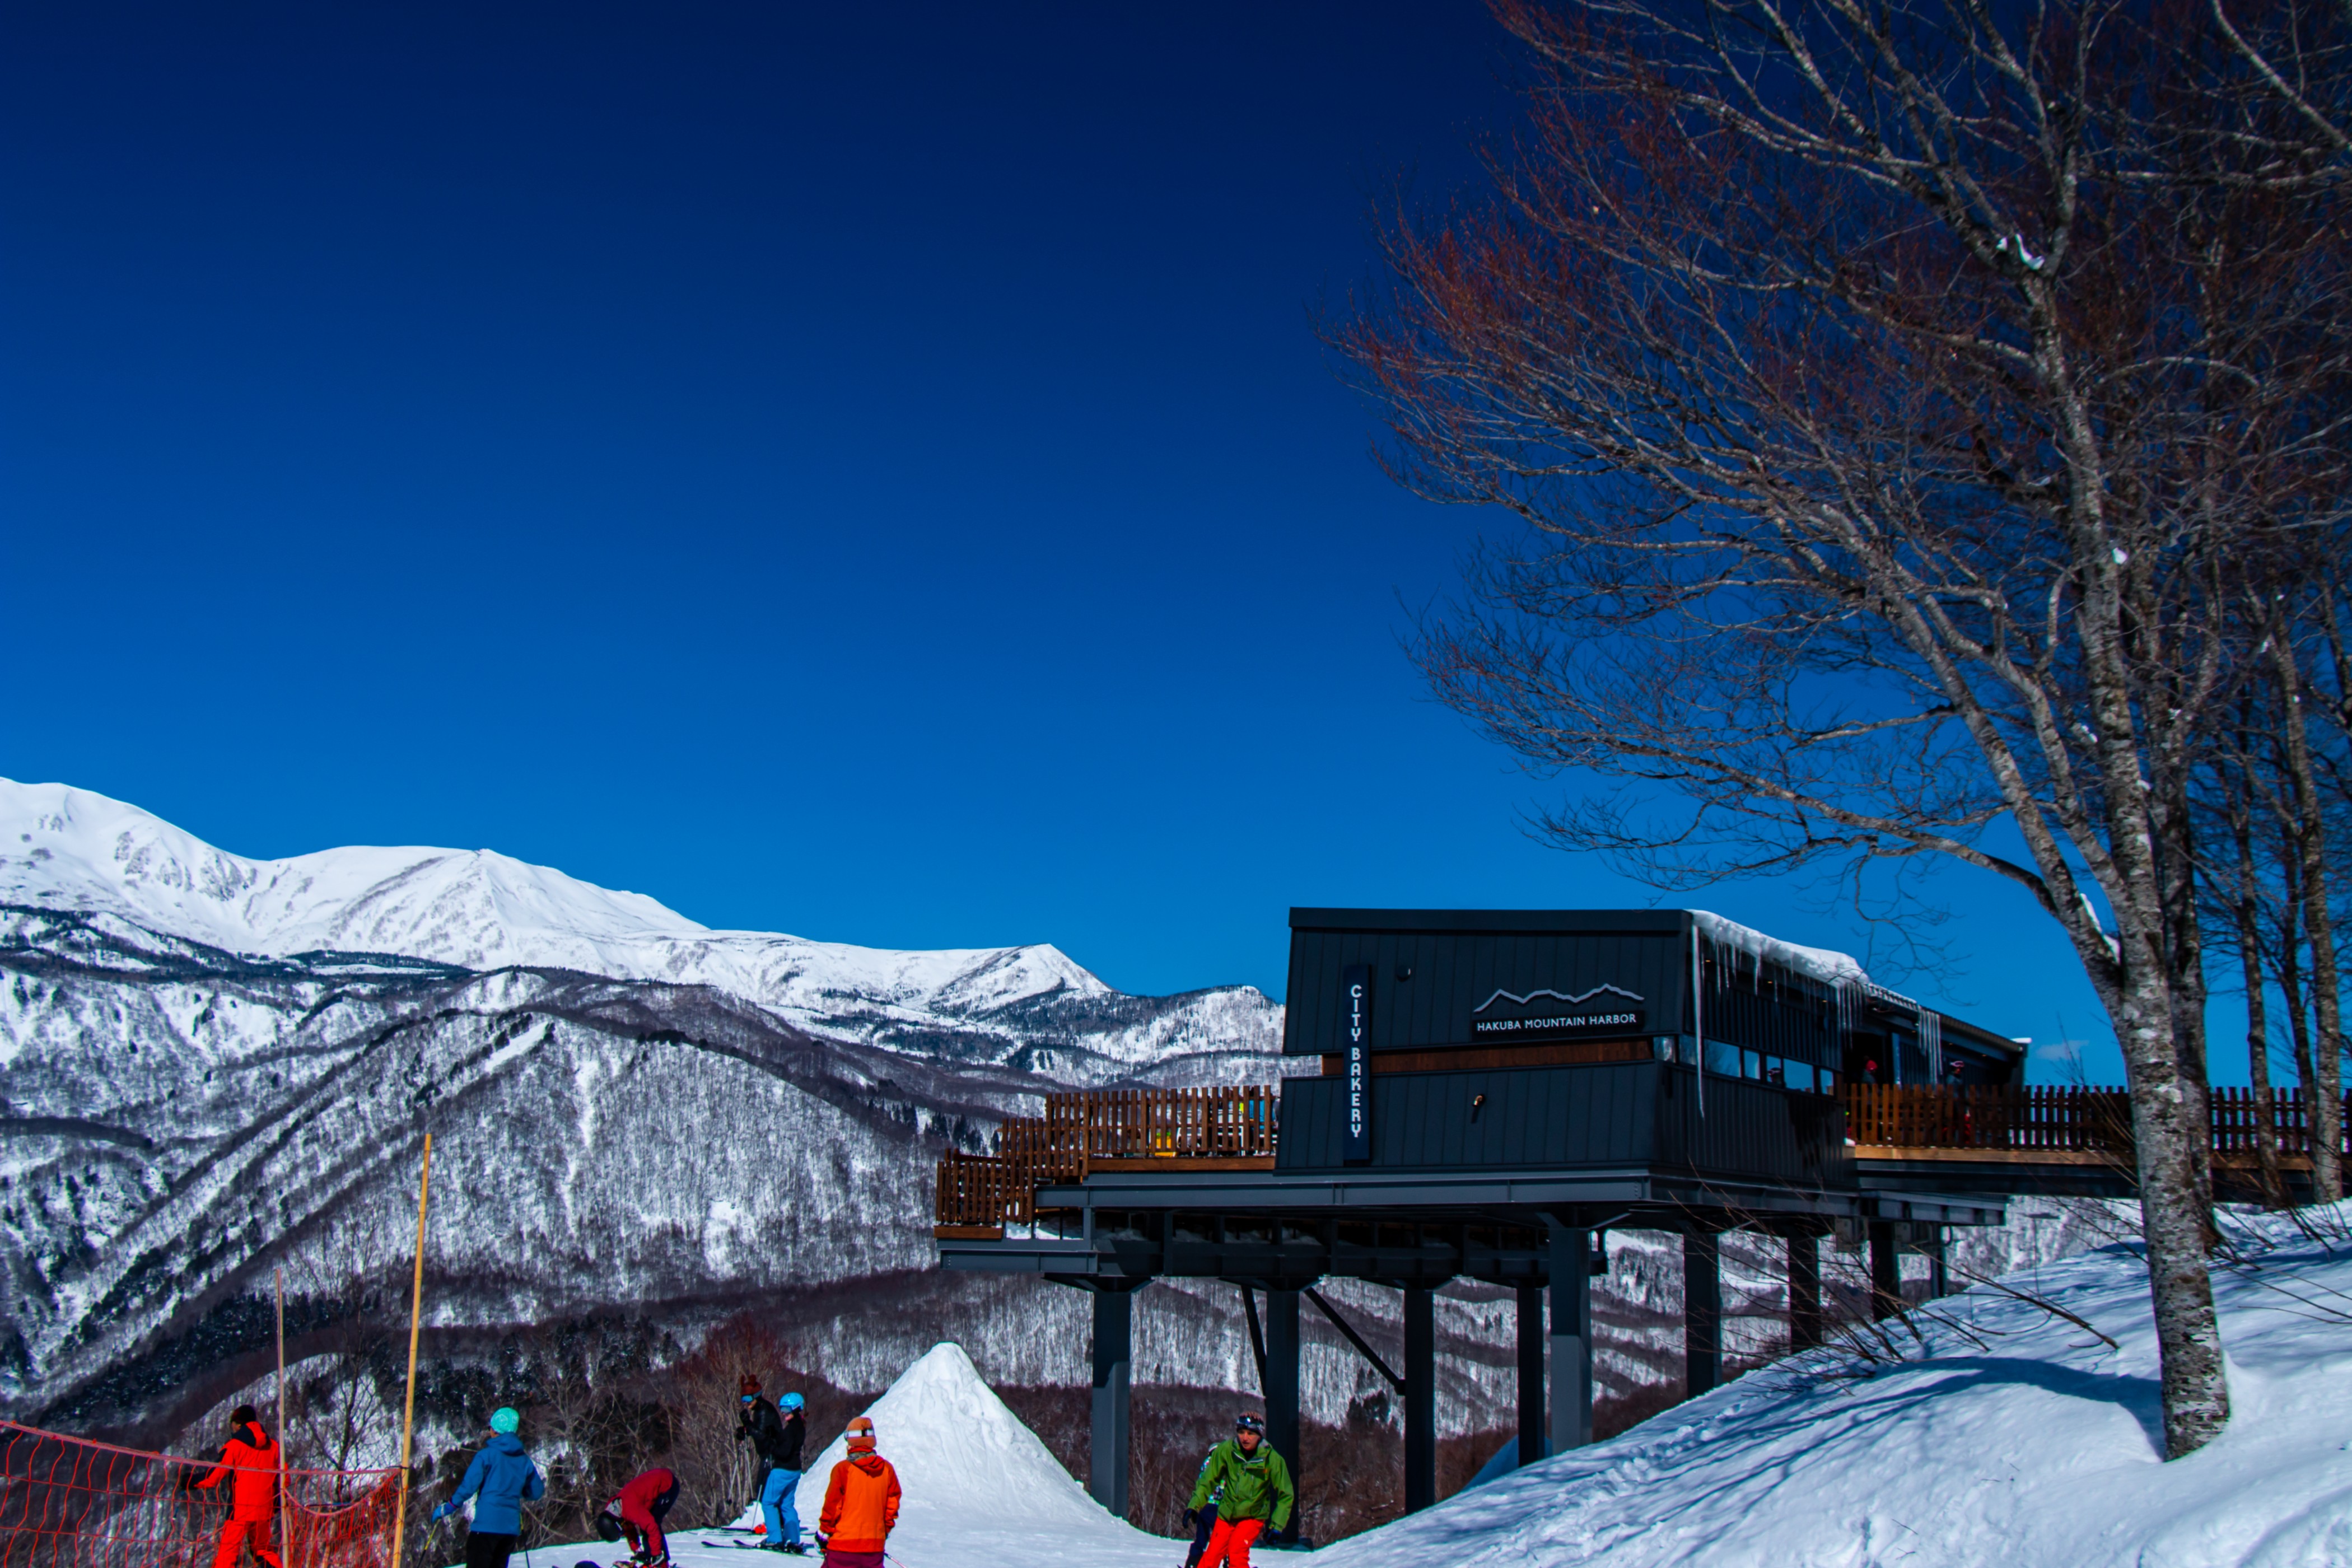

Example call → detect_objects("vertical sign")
1343 964 1373 1163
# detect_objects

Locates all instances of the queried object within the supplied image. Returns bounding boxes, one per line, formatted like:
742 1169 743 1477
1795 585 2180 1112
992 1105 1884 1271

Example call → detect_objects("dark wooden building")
935 908 2062 1535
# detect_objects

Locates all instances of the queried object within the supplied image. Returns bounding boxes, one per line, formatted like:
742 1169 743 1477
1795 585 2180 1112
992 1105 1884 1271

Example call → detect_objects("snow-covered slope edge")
1324 1207 2352 1568
0 779 1282 1079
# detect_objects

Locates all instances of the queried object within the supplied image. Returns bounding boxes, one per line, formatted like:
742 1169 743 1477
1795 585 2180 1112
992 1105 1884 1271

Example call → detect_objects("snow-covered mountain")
0 781 1280 1080
0 780 1282 1434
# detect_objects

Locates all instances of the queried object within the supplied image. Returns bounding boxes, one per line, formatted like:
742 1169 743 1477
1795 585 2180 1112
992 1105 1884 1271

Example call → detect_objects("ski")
698 1542 806 1554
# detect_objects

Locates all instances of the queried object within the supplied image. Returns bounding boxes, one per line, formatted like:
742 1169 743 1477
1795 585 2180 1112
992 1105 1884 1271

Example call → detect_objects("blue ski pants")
762 1466 802 1546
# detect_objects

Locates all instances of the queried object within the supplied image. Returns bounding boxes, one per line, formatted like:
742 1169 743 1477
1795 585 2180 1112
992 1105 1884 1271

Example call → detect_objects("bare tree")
1344 0 2352 1455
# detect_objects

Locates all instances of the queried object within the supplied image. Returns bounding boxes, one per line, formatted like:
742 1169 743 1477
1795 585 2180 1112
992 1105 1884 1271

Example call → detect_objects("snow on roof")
1689 909 1871 989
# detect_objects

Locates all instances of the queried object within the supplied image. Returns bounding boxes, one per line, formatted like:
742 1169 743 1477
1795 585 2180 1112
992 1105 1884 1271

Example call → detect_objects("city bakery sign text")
1468 984 1646 1041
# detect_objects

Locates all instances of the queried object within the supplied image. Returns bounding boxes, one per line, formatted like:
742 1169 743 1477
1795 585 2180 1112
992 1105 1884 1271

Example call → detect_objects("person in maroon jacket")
185 1405 282 1568
591 1467 680 1565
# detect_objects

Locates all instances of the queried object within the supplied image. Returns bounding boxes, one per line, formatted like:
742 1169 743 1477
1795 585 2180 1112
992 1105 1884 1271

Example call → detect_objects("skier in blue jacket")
431 1407 545 1568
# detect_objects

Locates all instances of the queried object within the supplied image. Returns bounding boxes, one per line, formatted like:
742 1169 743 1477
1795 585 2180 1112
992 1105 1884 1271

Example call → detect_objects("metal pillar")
1547 1221 1593 1455
1684 1231 1721 1398
1403 1286 1436 1512
1515 1285 1546 1468
1869 1220 1902 1320
1266 1288 1301 1542
1089 1289 1132 1517
1788 1233 1823 1352
1928 1226 1949 1299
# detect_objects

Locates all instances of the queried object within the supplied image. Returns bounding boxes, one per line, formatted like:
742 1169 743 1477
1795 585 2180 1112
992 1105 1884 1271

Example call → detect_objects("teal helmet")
489 1407 520 1435
781 1392 805 1412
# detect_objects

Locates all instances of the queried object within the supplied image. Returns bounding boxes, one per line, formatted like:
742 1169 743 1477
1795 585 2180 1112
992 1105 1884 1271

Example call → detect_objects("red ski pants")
1200 1516 1265 1568
211 1518 282 1568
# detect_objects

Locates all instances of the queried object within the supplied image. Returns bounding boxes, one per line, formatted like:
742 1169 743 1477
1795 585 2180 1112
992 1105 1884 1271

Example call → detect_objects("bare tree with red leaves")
1343 0 2352 1456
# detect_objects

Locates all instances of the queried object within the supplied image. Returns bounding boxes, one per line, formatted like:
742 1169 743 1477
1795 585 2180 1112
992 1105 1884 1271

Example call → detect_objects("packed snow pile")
1324 1206 2352 1567
623 1343 1173 1567
782 1342 1115 1532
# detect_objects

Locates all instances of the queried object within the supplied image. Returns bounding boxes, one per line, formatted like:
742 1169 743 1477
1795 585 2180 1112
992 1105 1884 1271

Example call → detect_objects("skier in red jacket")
186 1405 282 1568
592 1467 680 1565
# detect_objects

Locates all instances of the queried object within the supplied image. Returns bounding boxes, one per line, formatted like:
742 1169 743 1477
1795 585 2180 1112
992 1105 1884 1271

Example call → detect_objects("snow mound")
1320 1205 2352 1568
791 1342 1116 1530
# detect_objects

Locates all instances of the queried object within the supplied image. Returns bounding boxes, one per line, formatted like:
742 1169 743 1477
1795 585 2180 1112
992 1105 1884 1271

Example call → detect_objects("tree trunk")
2104 951 2232 1455
2231 785 2288 1205
2271 628 2346 1201
2153 749 2218 1234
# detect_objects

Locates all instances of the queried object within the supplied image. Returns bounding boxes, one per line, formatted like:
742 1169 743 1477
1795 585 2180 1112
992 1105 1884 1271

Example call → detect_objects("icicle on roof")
1688 910 1870 990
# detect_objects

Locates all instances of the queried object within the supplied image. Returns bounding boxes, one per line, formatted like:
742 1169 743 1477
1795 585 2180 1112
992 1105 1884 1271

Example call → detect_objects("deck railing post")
1547 1220 1593 1454
1266 1289 1302 1543
1515 1284 1546 1467
1403 1285 1437 1513
1684 1230 1721 1397
1089 1287 1133 1518
1788 1233 1822 1351
1869 1221 1902 1320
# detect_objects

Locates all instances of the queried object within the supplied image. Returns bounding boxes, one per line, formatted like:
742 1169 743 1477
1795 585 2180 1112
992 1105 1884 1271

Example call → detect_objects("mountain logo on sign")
1471 984 1644 1012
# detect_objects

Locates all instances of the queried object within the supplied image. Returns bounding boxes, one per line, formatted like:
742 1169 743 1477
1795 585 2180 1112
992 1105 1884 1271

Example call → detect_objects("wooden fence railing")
935 1084 1277 1230
1844 1083 2352 1161
939 1080 2352 1230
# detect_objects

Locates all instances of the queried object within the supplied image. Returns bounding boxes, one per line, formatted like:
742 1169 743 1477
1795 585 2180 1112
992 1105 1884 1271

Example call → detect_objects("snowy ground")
488 1207 2352 1567
1326 1205 2352 1567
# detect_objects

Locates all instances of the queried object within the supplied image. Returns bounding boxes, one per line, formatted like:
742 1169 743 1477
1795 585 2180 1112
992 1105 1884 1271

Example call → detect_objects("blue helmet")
489 1407 520 1435
781 1392 805 1412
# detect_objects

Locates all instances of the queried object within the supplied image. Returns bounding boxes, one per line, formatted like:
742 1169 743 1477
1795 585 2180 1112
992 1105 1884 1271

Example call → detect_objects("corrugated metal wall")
1284 912 1843 1070
1277 1062 1849 1185
1284 918 1688 1056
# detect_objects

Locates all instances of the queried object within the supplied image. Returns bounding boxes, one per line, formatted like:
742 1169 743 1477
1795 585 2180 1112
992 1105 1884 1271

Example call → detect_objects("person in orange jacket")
816 1416 900 1568
185 1404 282 1568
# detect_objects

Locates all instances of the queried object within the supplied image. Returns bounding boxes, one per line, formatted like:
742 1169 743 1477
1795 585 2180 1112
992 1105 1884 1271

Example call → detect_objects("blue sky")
1 2 2164 1076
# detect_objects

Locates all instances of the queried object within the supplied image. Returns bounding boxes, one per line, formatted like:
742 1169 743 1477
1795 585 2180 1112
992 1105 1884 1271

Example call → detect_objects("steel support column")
1547 1220 1593 1454
1090 1289 1132 1518
1684 1231 1721 1398
1515 1284 1546 1468
1266 1288 1301 1542
1869 1220 1902 1320
1403 1285 1436 1512
1788 1234 1823 1352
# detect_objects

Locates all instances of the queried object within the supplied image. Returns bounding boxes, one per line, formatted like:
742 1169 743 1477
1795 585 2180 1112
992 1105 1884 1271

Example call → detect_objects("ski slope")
519 1214 2352 1566
1323 1205 2352 1568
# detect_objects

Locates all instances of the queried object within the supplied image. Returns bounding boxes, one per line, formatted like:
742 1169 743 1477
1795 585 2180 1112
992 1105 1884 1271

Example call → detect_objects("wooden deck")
937 1080 2352 1235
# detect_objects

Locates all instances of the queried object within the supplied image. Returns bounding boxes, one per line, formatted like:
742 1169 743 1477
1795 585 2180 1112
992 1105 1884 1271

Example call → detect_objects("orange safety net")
0 1420 400 1568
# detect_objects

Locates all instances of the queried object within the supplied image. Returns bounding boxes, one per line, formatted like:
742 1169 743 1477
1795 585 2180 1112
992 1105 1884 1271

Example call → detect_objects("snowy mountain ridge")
0 780 1274 1075
0 780 1291 1434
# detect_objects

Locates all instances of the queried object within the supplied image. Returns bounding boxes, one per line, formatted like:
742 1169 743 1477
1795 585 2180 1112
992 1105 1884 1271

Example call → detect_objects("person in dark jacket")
430 1407 545 1568
188 1405 282 1568
1181 1440 1225 1568
593 1467 679 1566
735 1374 807 1553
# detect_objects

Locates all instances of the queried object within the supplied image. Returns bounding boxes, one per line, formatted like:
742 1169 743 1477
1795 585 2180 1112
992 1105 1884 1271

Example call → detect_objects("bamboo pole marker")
276 1265 291 1568
389 1133 433 1568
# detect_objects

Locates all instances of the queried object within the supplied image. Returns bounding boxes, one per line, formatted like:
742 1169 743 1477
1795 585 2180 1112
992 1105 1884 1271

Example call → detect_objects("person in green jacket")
1184 1413 1294 1568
